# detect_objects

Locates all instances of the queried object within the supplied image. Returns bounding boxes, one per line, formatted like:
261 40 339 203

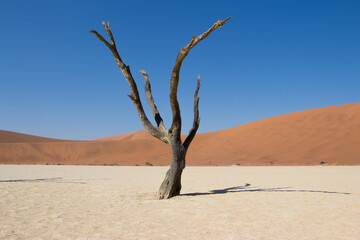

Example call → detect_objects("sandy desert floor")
0 165 359 240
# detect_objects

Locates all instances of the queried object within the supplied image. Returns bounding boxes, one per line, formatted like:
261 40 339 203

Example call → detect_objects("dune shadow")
182 183 350 196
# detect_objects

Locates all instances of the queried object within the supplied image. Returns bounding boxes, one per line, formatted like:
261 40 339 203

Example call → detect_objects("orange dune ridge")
93 129 152 141
0 103 359 166
0 130 69 143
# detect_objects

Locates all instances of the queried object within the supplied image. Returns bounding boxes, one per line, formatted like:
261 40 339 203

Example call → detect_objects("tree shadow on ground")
181 183 351 196
0 177 87 184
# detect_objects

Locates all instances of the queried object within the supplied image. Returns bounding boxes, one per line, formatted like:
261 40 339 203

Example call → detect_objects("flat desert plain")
1 165 359 240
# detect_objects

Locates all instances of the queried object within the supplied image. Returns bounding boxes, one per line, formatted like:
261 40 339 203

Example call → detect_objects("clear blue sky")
1 0 359 140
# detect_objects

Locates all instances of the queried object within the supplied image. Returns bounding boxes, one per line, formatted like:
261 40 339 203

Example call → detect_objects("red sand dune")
0 130 68 143
93 129 152 141
0 103 359 166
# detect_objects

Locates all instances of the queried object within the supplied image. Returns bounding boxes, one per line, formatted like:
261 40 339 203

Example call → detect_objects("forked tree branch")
169 17 231 140
140 70 166 130
90 22 167 143
183 74 201 151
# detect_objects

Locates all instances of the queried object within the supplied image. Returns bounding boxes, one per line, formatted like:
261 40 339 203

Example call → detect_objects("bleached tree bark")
90 17 230 199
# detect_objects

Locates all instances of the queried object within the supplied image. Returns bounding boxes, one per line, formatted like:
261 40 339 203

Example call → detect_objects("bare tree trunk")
90 18 230 200
157 140 186 199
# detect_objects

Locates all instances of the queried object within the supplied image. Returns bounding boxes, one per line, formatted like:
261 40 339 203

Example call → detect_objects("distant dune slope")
0 130 67 143
94 129 186 142
93 129 152 141
1 103 359 165
188 102 360 165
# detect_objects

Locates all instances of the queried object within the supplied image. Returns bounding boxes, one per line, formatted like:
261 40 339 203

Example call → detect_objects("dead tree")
90 17 230 199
